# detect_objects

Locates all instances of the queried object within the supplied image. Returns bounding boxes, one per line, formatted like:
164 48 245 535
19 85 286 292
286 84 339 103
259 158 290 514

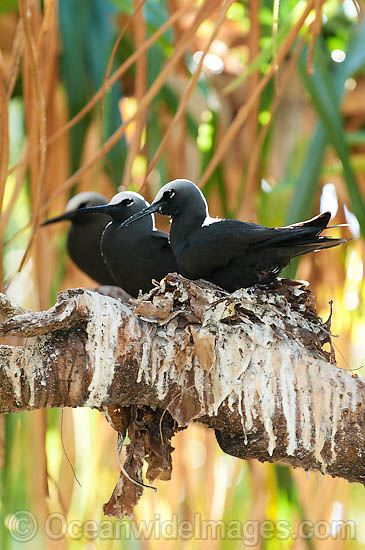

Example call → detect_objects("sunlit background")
0 0 364 548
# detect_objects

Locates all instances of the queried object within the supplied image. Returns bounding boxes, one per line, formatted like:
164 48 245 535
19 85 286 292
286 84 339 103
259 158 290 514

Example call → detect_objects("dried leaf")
190 326 215 371
133 294 174 319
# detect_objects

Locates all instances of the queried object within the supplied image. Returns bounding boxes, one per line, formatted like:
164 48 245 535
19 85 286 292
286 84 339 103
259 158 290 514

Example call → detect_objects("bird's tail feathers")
285 236 350 258
322 223 349 229
264 221 349 247
283 211 331 232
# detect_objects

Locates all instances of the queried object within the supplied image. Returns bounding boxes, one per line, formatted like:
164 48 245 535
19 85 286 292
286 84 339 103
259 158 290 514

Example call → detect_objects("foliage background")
0 0 364 548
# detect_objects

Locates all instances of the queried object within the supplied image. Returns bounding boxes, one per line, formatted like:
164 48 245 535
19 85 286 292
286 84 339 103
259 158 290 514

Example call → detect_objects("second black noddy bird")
77 191 178 298
42 191 117 285
119 179 348 292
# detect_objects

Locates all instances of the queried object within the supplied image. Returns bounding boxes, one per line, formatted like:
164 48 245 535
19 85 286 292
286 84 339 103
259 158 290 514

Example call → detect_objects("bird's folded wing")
179 220 271 277
179 219 333 278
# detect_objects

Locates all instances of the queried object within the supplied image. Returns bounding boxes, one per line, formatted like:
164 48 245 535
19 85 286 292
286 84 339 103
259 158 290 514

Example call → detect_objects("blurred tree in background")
0 0 364 548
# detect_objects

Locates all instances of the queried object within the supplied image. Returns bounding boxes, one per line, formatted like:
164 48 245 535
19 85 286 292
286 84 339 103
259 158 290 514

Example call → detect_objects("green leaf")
145 0 173 86
287 21 365 223
107 0 133 14
0 0 18 13
283 21 365 276
297 35 365 232
286 125 328 224
59 0 126 176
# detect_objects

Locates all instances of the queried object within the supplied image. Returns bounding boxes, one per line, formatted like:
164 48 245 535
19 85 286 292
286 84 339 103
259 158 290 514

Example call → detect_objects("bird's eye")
121 198 134 207
78 202 88 209
164 189 175 200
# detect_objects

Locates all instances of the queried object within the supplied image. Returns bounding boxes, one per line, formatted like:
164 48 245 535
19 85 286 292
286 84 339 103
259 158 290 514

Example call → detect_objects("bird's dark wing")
178 220 272 278
178 216 337 279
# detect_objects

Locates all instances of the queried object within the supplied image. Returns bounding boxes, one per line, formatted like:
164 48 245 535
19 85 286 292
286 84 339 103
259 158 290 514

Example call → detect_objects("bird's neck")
170 208 206 249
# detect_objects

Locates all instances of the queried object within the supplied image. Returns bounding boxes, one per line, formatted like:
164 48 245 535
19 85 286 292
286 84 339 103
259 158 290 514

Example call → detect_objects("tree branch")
0 274 364 517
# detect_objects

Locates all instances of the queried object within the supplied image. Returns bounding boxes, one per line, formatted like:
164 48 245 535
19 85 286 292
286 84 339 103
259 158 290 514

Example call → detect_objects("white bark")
0 274 364 516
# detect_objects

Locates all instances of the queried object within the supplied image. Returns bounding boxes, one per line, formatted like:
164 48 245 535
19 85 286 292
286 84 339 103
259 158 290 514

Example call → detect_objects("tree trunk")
0 274 363 518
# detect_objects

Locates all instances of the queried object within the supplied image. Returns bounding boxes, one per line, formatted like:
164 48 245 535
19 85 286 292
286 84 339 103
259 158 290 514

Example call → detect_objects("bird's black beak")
118 200 163 230
76 204 112 215
41 211 75 226
42 204 114 227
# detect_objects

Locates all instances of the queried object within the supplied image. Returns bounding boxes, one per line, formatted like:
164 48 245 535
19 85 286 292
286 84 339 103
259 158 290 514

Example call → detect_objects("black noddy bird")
77 191 178 298
119 179 348 292
42 191 117 285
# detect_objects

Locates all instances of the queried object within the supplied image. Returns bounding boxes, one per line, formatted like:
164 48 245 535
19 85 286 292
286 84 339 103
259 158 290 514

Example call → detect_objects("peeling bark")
0 274 364 517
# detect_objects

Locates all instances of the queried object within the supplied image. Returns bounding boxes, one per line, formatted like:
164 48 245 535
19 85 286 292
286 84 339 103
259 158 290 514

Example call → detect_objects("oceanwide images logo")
5 511 356 544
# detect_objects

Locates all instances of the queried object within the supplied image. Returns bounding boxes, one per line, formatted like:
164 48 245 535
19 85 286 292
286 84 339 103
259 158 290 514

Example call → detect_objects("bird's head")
119 179 208 229
66 191 108 212
41 192 108 226
74 191 153 226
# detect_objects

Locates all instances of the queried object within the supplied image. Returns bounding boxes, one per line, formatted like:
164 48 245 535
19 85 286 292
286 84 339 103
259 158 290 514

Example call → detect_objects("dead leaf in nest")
163 273 226 322
167 380 204 426
174 329 194 371
103 436 145 519
272 280 317 316
134 406 177 482
134 295 174 319
189 291 211 322
190 326 215 371
102 405 131 435
104 406 179 518
146 453 172 481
